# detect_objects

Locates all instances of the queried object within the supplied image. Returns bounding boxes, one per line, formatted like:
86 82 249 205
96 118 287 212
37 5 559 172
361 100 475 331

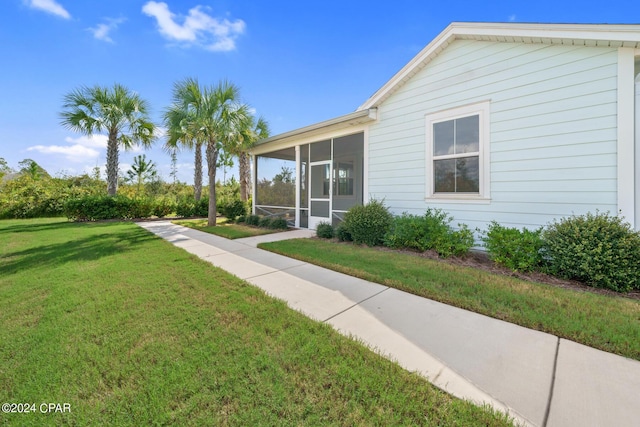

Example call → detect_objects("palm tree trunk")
239 151 251 202
206 140 219 226
194 142 203 201
106 129 119 196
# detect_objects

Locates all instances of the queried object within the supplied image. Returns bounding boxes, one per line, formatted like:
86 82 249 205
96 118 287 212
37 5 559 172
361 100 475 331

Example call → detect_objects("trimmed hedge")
64 195 174 221
316 221 334 239
343 199 393 246
384 209 474 258
542 211 640 292
482 221 544 272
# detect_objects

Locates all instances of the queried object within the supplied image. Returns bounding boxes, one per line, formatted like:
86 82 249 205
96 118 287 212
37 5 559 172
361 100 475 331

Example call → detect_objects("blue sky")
1 1 637 184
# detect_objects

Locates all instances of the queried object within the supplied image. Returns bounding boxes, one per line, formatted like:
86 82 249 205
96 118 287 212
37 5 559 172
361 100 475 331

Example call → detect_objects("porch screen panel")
332 133 364 212
255 150 296 208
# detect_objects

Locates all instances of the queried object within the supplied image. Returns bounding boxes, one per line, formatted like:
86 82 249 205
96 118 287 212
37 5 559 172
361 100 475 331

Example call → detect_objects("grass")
172 218 280 239
0 218 514 426
259 238 640 361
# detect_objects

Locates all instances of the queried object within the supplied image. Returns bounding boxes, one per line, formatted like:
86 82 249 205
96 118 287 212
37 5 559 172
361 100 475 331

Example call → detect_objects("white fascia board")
451 22 640 43
251 108 377 156
358 22 640 111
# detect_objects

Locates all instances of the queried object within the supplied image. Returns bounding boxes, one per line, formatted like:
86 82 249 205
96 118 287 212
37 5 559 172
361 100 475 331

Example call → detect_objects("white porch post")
295 145 301 228
251 154 256 215
617 47 635 227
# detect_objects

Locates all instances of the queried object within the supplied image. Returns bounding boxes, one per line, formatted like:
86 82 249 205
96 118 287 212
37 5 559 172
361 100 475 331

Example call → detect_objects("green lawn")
0 218 513 426
172 218 280 239
259 238 640 361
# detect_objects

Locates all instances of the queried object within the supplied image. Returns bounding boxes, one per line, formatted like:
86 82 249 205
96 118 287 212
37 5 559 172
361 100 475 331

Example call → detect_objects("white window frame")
425 101 491 203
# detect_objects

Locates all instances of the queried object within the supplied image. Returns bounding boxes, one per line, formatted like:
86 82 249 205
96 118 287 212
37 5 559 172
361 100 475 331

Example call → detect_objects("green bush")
236 215 246 223
258 216 272 228
435 224 475 258
542 211 640 292
335 222 352 242
269 218 289 230
384 209 474 257
63 195 147 221
175 197 208 218
219 198 247 221
482 221 545 272
316 221 334 239
152 198 175 218
194 197 209 217
246 215 260 226
343 199 393 246
175 197 195 217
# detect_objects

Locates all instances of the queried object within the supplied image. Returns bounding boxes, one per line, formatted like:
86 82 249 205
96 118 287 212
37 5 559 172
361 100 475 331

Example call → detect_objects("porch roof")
251 108 377 156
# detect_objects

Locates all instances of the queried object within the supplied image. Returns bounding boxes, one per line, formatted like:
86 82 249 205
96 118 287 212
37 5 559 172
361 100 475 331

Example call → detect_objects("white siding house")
251 22 640 232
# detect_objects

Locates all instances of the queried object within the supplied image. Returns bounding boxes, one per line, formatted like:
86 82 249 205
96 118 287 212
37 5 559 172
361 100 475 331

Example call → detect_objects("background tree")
125 154 158 196
166 78 249 226
164 103 204 201
169 149 178 184
231 115 269 202
60 83 156 196
0 157 13 181
18 159 49 180
216 148 234 185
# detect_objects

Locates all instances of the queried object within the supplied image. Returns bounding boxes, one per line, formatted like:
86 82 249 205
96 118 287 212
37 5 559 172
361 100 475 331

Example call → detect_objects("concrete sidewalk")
137 220 640 427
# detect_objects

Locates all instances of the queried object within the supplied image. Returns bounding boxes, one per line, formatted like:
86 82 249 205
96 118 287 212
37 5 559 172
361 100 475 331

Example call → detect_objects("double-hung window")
426 101 490 201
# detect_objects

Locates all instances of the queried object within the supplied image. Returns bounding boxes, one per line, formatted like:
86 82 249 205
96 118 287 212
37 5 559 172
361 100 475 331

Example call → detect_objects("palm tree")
166 78 249 226
125 154 157 196
164 104 204 201
60 84 156 196
229 115 269 202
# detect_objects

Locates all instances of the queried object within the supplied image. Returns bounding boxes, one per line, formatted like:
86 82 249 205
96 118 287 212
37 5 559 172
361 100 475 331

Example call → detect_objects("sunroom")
250 109 377 229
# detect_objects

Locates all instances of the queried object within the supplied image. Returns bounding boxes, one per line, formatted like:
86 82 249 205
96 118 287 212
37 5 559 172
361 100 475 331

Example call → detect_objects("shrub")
316 221 334 239
542 211 640 292
335 222 352 242
175 197 208 218
434 224 475 258
269 218 289 230
219 198 247 221
246 214 260 226
482 221 545 272
63 195 158 221
258 216 272 228
384 209 474 257
175 197 195 217
194 197 209 217
343 199 393 246
152 198 175 218
236 215 246 223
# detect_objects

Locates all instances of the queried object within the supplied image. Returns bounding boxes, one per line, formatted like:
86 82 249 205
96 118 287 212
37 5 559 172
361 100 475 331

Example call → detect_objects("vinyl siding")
368 39 619 231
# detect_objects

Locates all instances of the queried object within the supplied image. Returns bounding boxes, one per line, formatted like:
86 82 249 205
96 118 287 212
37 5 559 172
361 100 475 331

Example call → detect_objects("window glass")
433 120 454 155
432 114 480 194
434 159 455 192
455 115 479 153
455 157 479 192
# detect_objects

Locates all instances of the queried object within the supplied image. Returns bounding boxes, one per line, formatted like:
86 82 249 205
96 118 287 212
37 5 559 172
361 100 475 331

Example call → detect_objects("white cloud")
508 14 517 22
64 134 108 149
89 17 126 43
142 1 245 52
25 0 71 19
27 144 100 163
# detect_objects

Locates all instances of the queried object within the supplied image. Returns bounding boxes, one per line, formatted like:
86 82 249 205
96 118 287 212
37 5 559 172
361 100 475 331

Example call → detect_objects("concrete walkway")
137 220 640 427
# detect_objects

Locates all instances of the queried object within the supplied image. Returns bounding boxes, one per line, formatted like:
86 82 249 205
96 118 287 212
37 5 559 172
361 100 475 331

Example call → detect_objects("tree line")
58 79 269 226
